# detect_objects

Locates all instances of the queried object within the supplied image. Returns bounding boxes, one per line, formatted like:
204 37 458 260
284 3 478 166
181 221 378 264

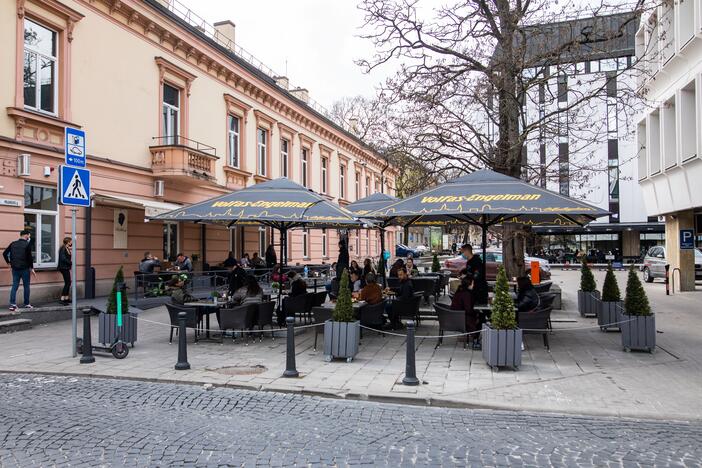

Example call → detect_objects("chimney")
349 117 359 135
275 76 289 90
290 88 309 104
213 20 235 49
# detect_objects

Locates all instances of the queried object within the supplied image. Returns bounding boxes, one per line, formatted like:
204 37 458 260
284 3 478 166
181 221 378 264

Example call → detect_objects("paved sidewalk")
1 270 700 421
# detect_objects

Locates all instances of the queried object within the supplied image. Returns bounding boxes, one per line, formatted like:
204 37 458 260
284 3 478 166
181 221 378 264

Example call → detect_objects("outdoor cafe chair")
359 302 385 339
165 303 199 344
391 294 422 327
219 304 257 344
518 306 552 350
303 293 315 324
256 301 276 341
433 302 467 349
281 294 307 327
412 277 438 304
311 306 333 351
537 293 557 330
313 291 327 307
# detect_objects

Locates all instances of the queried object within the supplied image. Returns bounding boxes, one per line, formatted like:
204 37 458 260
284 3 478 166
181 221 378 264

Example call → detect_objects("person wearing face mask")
458 244 488 305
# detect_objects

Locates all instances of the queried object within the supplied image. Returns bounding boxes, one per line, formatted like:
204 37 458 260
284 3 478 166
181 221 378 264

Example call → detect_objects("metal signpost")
61 127 90 357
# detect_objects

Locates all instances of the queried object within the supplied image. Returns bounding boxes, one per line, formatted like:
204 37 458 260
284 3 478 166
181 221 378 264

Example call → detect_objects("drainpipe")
84 205 95 299
380 158 389 194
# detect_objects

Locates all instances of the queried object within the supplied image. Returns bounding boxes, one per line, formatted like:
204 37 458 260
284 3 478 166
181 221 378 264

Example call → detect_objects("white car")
414 245 429 254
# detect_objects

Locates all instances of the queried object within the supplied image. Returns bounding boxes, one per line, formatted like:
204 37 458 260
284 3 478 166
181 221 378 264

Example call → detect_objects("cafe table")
184 299 227 341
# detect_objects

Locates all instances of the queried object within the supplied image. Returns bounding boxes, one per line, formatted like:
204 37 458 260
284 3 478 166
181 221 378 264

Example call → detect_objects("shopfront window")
24 184 58 267
163 223 178 261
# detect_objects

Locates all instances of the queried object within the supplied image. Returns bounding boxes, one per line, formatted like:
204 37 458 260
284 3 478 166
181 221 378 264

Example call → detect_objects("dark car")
395 244 421 258
641 246 702 282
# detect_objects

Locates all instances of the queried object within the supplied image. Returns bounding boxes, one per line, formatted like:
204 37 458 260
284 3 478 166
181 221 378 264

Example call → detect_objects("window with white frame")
257 128 267 176
365 176 370 196
228 115 240 167
301 148 309 187
163 222 178 261
23 184 58 267
162 83 180 145
23 19 57 115
229 227 238 256
339 165 345 199
258 227 267 257
355 229 361 254
354 172 360 200
322 229 328 257
321 157 328 193
366 230 370 255
302 228 309 258
280 138 289 178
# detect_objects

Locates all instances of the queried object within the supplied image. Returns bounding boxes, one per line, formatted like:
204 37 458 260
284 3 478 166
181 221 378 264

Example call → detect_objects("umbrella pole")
481 222 488 284
279 228 287 267
379 228 386 288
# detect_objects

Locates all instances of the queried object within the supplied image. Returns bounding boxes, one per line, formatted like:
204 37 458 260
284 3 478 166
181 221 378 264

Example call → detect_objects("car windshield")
696 248 702 259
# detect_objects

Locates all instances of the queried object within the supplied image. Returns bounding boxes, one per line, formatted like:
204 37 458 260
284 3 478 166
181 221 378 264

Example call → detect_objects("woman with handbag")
58 237 72 305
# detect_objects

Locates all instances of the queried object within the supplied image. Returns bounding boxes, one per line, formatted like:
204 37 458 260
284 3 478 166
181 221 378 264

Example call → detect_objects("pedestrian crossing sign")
59 165 91 207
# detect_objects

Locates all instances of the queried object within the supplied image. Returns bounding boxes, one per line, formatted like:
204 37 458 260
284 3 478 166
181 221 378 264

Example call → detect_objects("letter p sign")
680 229 694 250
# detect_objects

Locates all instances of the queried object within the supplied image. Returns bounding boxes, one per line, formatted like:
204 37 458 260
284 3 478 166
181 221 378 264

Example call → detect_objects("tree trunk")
502 223 525 280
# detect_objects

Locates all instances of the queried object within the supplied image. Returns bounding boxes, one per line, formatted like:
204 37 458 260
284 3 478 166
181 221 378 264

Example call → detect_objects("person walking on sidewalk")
3 229 36 311
58 237 72 305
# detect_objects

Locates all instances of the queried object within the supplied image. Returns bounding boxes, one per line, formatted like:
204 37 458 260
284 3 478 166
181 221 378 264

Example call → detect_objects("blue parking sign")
680 229 694 250
65 127 86 167
59 165 91 207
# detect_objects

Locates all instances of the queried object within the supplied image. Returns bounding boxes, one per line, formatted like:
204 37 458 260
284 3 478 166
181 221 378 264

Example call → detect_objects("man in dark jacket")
336 240 349 279
459 244 488 305
516 276 540 312
227 260 247 296
387 266 414 328
3 229 36 310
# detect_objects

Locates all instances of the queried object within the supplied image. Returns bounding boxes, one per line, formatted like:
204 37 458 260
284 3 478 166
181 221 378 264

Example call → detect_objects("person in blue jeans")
3 229 36 311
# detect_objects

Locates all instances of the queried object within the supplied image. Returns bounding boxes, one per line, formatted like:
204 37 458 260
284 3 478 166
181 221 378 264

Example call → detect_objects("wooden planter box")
98 312 137 346
323 320 360 362
481 324 522 369
577 290 601 317
621 314 655 353
598 301 623 331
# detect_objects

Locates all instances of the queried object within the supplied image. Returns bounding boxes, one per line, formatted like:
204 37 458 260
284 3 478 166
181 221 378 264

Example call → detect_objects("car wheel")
643 267 653 283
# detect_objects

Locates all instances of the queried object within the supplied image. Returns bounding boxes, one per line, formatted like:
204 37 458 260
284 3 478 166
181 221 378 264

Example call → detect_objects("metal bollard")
665 264 670 295
282 316 299 377
402 320 420 386
175 311 190 370
79 308 95 364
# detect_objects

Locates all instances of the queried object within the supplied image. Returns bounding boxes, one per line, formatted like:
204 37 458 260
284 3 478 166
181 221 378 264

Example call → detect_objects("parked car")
396 244 421 258
414 244 429 254
641 246 702 282
443 249 551 281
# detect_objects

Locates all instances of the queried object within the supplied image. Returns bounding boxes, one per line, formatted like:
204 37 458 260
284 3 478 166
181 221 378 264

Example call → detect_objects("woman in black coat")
58 237 72 305
265 244 277 269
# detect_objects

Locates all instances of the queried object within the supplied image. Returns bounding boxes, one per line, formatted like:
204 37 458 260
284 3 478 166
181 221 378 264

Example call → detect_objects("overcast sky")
178 0 393 110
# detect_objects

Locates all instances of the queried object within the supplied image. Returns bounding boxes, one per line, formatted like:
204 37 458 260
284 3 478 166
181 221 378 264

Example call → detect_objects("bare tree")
356 0 655 277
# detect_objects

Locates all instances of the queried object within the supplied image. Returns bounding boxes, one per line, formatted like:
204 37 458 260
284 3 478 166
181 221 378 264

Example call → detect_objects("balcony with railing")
149 136 218 183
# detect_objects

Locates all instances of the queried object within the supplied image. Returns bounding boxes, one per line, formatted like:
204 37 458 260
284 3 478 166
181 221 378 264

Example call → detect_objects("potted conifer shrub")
621 265 655 353
323 270 360 362
482 266 522 369
431 254 441 273
577 257 600 317
599 263 623 332
98 266 138 346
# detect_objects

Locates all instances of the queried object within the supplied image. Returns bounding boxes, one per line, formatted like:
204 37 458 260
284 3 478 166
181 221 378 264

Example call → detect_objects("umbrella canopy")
346 192 398 222
153 178 362 229
369 169 608 227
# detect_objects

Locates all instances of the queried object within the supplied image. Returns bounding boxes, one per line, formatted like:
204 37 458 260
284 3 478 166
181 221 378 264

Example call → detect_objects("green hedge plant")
601 263 621 302
333 269 355 322
624 265 651 316
580 257 597 292
490 266 517 330
431 254 441 273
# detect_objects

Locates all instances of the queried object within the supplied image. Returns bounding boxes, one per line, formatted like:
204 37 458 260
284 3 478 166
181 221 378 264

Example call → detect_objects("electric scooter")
76 285 129 359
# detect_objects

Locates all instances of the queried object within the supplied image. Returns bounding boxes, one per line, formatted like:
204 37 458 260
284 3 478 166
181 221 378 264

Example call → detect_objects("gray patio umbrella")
153 178 363 266
346 192 398 285
368 169 609 279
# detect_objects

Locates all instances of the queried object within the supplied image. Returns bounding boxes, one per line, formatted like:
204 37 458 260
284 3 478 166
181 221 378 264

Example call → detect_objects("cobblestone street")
0 373 701 467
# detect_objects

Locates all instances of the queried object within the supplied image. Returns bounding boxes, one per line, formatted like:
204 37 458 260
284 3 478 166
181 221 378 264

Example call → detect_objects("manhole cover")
208 365 267 376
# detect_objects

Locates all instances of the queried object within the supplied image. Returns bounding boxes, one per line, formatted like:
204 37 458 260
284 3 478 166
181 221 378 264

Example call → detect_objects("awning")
91 193 181 218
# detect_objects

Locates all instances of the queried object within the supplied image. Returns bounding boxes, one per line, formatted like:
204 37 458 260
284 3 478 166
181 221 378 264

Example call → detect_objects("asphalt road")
0 373 700 467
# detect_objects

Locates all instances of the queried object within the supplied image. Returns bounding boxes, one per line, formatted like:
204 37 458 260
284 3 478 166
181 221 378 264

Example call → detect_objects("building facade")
518 13 664 261
0 0 397 302
636 0 702 290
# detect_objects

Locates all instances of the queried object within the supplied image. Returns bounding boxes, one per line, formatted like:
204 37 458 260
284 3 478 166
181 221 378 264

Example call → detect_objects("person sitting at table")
271 264 288 284
349 260 362 278
349 270 362 293
388 259 405 278
227 259 247 296
170 275 194 305
355 272 383 305
231 274 263 306
173 253 193 272
405 257 419 277
450 273 480 349
222 251 237 268
362 258 375 278
139 252 161 273
386 266 414 329
516 276 540 312
288 271 307 297
240 253 251 268
251 252 266 269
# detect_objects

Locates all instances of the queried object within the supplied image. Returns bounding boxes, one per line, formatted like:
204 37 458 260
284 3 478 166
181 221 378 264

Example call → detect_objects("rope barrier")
134 315 323 335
